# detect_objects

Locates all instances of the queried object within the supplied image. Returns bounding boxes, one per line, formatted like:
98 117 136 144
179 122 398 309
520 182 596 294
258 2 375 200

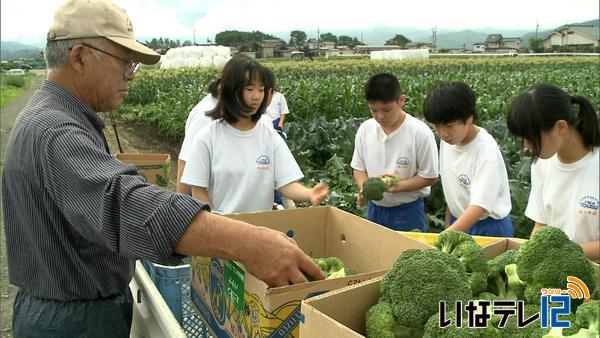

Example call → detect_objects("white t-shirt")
350 114 439 207
525 147 599 244
180 95 218 162
264 92 290 122
181 120 304 214
440 128 512 220
185 94 218 134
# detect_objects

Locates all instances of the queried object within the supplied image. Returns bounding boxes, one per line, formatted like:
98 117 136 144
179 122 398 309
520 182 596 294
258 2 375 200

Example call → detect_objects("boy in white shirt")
176 79 220 195
507 83 599 260
351 73 438 231
424 81 513 237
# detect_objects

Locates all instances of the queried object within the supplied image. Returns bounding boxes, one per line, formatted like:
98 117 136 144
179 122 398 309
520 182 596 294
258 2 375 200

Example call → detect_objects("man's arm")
174 211 325 286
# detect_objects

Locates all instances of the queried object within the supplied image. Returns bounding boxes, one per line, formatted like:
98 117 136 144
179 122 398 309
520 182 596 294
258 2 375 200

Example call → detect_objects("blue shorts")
367 198 427 231
450 214 514 237
272 118 287 142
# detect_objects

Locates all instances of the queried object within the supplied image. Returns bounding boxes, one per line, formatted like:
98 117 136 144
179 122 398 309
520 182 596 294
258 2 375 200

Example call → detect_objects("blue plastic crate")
141 258 213 337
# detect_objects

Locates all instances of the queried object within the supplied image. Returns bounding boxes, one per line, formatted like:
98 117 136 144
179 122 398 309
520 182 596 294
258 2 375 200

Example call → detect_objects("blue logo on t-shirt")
578 196 599 216
396 157 410 169
457 174 470 189
256 155 270 171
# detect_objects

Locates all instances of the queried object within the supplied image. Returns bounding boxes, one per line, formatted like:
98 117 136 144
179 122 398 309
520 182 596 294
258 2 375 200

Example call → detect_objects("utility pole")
432 26 437 50
535 19 539 39
193 28 196 45
317 27 320 50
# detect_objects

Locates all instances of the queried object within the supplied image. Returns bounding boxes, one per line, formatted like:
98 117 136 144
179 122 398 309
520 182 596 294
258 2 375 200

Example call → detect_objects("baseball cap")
47 0 160 65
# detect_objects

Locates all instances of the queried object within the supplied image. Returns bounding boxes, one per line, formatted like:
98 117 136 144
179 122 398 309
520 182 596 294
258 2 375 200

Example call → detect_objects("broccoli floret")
543 327 599 337
515 227 598 310
423 309 501 338
365 301 397 338
365 300 424 338
434 229 474 254
477 292 498 301
574 299 599 334
435 231 489 296
312 257 348 279
362 176 400 201
487 250 524 300
490 303 550 338
451 241 490 295
380 249 472 331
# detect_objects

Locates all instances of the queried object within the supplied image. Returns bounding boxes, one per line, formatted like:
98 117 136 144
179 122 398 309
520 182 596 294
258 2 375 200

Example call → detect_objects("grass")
0 73 34 108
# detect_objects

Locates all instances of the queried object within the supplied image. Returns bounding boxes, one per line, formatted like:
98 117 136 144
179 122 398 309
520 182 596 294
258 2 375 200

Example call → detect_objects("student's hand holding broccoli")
309 181 329 206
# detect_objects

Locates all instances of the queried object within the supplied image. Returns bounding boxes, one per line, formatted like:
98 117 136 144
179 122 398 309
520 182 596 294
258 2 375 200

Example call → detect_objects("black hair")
423 81 478 124
207 79 220 98
507 83 600 160
264 67 276 93
207 55 268 124
364 73 402 102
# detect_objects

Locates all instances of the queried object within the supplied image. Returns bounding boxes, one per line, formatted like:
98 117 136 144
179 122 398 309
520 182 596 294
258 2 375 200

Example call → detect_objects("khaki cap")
47 0 160 65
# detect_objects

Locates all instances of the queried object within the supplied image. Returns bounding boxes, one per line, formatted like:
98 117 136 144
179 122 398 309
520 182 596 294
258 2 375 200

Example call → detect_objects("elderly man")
2 0 323 336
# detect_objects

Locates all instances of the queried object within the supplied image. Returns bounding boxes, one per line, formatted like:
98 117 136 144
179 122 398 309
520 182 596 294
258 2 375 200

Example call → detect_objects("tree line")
143 30 416 53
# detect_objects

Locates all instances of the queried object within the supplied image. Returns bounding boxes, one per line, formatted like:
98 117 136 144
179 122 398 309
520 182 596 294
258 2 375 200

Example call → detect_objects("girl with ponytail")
507 83 599 260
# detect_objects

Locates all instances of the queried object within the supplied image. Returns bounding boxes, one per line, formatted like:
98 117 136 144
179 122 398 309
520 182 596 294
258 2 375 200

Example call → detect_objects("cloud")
1 0 598 45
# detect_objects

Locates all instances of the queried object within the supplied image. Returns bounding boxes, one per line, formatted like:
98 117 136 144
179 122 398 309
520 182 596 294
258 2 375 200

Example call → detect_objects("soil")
0 71 181 337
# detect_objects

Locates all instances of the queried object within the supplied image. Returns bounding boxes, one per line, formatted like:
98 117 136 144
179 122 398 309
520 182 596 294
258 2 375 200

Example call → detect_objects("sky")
1 0 598 46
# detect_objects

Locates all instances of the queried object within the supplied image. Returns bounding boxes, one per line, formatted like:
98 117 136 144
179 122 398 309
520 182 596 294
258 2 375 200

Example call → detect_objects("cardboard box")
189 206 431 338
116 153 170 186
398 231 504 248
300 237 600 338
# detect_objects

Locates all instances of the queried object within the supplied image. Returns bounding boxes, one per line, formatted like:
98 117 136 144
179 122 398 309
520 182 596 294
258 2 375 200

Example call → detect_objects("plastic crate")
141 259 212 337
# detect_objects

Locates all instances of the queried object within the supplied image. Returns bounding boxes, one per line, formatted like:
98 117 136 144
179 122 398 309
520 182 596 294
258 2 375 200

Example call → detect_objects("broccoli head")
574 299 599 334
423 309 501 338
312 257 347 279
362 176 400 201
490 303 550 338
434 229 474 254
485 249 524 300
514 227 598 310
435 231 489 296
380 249 472 331
365 301 397 338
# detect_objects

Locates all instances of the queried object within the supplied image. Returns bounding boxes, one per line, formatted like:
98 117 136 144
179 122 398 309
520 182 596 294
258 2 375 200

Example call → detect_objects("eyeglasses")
79 43 140 78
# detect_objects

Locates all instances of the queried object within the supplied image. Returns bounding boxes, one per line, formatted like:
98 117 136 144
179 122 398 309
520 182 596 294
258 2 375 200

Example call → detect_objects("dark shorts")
450 214 514 237
367 198 427 231
13 288 133 338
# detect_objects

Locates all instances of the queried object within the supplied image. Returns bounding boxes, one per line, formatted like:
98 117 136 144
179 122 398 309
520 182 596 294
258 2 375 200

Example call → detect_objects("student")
423 81 513 237
507 83 599 260
351 73 438 231
181 55 328 214
177 79 220 195
264 83 290 141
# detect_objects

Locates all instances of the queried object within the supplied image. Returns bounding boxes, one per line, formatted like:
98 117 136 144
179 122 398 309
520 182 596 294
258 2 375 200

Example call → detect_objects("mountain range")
2 19 597 60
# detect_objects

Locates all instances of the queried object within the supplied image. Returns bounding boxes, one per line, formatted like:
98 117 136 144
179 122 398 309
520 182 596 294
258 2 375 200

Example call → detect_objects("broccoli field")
116 56 600 238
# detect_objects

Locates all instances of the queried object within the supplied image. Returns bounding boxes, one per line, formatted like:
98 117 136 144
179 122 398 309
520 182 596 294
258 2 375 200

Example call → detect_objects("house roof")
543 24 600 41
501 37 521 42
485 34 503 43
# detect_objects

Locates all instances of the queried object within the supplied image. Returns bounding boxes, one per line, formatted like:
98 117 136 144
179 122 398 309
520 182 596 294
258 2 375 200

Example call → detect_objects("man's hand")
240 227 325 287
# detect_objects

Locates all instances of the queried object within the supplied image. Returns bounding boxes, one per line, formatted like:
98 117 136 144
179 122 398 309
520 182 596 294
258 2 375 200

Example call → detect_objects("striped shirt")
2 80 207 301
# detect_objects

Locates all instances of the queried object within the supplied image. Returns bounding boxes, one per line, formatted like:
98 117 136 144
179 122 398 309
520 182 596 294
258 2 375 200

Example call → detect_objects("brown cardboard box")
189 206 431 338
300 237 600 338
115 153 170 186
